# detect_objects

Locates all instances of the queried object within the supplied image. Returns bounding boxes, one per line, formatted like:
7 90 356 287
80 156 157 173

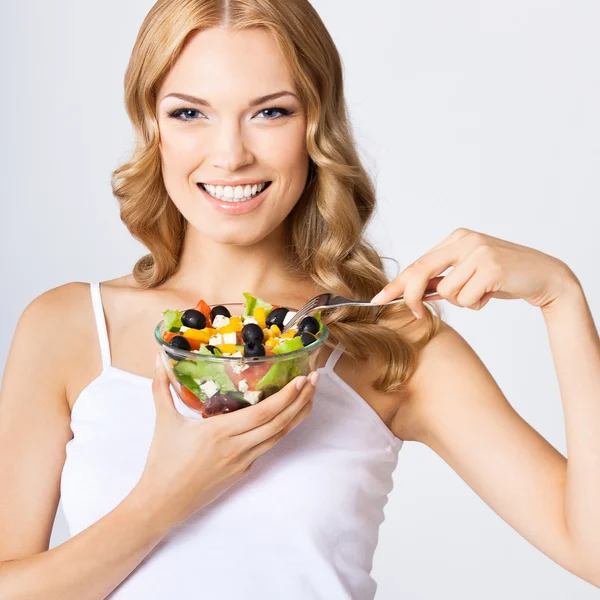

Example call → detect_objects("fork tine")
290 299 316 323
283 297 319 331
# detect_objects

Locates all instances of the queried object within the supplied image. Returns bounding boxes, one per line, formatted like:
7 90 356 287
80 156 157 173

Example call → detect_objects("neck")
160 222 312 307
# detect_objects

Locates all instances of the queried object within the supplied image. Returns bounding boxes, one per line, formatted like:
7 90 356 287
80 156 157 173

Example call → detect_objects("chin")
189 220 270 246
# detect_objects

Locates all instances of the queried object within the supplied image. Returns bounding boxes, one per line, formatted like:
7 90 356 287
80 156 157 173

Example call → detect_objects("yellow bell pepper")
265 338 279 348
254 307 267 329
216 343 238 354
183 328 212 343
229 317 243 330
217 323 238 334
269 324 281 337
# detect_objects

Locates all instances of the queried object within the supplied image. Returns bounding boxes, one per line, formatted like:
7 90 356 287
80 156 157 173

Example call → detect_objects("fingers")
453 271 495 309
239 379 316 466
152 352 179 418
370 229 484 315
399 246 461 317
434 255 478 307
221 371 318 438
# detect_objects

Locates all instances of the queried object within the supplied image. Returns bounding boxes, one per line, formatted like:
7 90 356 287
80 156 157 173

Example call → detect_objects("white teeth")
201 181 270 202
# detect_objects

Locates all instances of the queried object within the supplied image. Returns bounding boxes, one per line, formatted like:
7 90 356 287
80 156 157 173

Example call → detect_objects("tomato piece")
195 299 212 327
187 338 202 351
179 384 207 415
225 361 271 389
162 331 177 343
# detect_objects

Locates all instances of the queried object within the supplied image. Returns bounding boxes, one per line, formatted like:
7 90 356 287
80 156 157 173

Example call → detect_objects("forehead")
161 27 296 98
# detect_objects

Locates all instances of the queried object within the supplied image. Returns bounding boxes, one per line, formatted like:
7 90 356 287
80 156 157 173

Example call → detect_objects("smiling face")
156 27 309 245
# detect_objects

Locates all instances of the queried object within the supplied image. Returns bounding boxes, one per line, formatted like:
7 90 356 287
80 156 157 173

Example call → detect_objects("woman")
1 0 598 598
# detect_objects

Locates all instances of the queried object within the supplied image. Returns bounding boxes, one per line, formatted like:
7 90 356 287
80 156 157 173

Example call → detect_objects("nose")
210 121 254 172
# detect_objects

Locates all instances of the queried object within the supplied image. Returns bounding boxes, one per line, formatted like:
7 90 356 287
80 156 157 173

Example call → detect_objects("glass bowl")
154 302 329 418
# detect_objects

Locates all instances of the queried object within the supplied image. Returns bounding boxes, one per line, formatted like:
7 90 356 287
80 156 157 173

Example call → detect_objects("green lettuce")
256 337 308 393
174 372 208 402
313 311 324 335
173 356 237 393
197 345 222 357
163 309 183 332
242 292 274 318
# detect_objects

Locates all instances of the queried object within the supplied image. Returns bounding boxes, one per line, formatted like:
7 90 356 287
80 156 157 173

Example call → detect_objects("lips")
197 180 271 215
198 181 272 202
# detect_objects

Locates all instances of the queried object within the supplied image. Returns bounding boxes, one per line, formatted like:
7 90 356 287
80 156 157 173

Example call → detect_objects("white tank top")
60 282 403 599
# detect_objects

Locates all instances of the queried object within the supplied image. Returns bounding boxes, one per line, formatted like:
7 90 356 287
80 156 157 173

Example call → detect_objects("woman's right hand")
133 354 318 530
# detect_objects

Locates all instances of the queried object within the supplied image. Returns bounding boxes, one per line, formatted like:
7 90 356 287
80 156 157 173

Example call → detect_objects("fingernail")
296 376 308 390
310 371 320 386
412 311 421 319
370 290 385 304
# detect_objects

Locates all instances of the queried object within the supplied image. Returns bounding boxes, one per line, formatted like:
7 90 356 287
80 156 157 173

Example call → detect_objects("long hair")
112 0 443 393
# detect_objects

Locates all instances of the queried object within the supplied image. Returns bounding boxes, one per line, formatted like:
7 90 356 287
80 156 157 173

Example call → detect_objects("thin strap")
89 282 112 369
323 341 345 373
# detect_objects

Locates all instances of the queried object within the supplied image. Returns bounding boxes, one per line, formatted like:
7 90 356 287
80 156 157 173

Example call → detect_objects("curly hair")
111 0 443 393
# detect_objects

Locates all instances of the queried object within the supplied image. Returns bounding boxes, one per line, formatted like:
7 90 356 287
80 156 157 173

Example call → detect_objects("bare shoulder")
15 281 94 363
10 276 141 412
0 282 102 559
10 282 98 399
391 319 486 443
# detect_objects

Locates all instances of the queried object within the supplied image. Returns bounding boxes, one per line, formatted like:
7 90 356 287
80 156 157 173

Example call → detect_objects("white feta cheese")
282 311 297 326
243 316 258 326
212 314 230 328
209 333 223 346
179 325 190 332
243 390 263 405
222 352 232 356
222 332 237 345
232 362 250 374
199 379 219 398
231 351 243 357
238 379 249 393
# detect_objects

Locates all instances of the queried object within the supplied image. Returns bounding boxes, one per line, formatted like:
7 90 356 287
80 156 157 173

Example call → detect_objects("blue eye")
255 107 292 120
168 108 204 121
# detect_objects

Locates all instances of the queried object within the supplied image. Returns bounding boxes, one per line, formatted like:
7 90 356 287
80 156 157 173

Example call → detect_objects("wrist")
123 481 177 536
540 267 584 317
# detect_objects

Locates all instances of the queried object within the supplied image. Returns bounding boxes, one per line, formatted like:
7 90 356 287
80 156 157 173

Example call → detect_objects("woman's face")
156 27 309 245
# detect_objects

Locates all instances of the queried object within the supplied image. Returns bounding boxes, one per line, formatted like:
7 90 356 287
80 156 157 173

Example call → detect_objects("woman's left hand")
370 227 578 318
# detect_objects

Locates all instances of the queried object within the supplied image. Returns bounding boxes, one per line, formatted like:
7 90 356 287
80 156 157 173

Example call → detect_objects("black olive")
297 316 320 336
294 330 318 347
204 393 251 416
182 309 206 330
166 335 191 359
210 305 231 321
242 323 264 343
205 344 220 355
244 340 266 358
266 307 289 329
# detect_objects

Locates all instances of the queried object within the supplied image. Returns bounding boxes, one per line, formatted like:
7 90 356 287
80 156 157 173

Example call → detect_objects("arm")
0 285 171 600
397 278 600 587
0 491 170 600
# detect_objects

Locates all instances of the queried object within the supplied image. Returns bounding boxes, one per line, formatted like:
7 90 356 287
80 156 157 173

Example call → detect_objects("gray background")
2 0 599 597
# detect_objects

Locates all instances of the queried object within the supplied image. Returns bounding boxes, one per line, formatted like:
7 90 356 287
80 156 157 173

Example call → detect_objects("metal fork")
281 288 440 334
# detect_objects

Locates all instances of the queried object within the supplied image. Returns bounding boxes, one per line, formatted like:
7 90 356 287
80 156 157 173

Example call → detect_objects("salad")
158 292 325 418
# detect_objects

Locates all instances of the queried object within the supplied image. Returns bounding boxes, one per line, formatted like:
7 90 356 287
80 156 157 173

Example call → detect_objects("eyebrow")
161 91 298 107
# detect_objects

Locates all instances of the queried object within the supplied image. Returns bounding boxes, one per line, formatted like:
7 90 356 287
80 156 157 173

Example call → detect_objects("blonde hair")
112 0 443 393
